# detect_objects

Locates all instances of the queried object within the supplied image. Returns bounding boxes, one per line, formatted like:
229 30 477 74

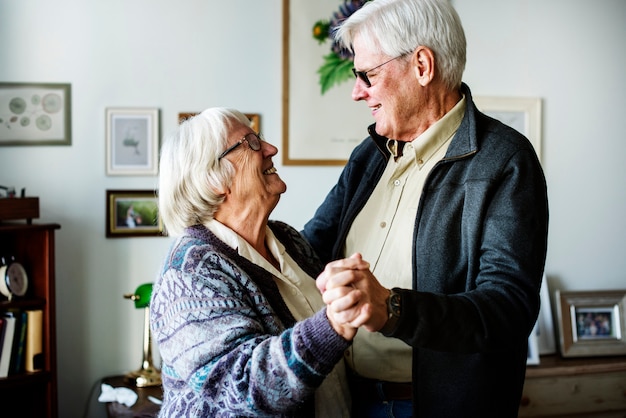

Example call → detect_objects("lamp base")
125 366 162 387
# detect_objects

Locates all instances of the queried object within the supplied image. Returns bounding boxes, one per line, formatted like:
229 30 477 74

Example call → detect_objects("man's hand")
317 253 392 333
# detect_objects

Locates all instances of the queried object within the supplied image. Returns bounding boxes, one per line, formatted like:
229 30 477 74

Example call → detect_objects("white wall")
0 1 624 417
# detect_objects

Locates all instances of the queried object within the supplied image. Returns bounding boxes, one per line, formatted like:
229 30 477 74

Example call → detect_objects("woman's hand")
317 253 392 334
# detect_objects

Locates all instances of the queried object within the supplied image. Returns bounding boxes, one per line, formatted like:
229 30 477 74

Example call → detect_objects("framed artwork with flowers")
282 0 373 165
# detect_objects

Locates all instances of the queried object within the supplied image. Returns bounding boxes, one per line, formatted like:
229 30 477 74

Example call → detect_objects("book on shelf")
25 309 43 372
0 309 44 376
9 310 27 375
0 312 16 377
0 317 6 373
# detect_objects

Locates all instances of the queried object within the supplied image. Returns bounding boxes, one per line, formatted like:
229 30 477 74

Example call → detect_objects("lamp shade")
125 283 153 309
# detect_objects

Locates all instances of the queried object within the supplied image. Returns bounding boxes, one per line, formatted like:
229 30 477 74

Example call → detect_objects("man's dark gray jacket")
303 83 549 418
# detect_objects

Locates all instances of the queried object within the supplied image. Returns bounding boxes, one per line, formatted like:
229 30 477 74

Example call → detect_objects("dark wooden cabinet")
0 223 59 418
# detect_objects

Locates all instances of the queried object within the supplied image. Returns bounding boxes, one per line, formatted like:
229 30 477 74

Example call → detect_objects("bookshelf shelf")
0 222 59 418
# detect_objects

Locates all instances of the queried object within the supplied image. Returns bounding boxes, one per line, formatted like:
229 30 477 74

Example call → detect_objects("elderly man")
307 0 549 417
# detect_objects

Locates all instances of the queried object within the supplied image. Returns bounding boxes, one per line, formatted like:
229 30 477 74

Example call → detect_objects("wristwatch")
380 288 401 336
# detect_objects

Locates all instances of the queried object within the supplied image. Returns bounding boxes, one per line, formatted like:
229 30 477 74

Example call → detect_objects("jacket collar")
367 83 479 161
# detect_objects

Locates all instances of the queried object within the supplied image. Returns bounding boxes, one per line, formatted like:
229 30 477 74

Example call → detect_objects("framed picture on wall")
556 290 626 357
473 96 542 161
282 0 373 166
0 82 72 146
106 107 159 176
106 190 164 238
178 112 260 133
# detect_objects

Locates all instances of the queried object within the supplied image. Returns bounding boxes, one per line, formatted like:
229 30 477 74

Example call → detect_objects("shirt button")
394 179 401 186
418 158 424 164
380 221 387 228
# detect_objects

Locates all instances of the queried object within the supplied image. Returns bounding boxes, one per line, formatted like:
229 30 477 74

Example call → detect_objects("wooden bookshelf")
0 222 59 418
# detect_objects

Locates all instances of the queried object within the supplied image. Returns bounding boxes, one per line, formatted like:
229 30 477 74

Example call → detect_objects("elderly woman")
151 108 369 417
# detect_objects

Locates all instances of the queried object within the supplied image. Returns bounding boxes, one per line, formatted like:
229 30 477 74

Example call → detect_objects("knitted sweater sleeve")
151 227 349 417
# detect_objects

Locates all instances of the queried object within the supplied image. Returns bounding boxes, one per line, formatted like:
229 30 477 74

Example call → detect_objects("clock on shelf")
0 256 28 301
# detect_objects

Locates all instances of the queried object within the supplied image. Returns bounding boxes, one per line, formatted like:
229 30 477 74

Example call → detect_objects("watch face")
389 292 402 316
5 262 28 297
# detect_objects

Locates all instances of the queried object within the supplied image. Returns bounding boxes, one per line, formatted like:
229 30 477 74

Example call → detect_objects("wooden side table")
519 355 626 417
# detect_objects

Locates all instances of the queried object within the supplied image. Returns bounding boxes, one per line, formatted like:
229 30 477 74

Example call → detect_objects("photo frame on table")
556 290 626 358
282 0 373 166
527 325 540 365
106 107 159 176
0 82 72 146
473 96 542 161
527 275 556 365
106 190 164 238
178 112 260 133
536 275 557 355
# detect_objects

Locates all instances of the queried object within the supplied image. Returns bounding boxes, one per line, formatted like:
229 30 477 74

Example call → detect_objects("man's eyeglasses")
352 55 404 88
218 132 263 160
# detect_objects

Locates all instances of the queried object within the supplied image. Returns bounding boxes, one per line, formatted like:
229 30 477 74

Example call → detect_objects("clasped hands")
316 253 390 341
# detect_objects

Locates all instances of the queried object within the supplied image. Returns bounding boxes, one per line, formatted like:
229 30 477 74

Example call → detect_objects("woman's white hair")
335 0 466 90
158 108 251 236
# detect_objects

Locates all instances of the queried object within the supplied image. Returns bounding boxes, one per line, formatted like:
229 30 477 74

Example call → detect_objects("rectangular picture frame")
556 290 626 357
0 82 72 146
105 189 164 238
536 275 557 355
178 112 260 133
106 107 159 176
527 325 540 365
282 0 374 166
473 96 542 161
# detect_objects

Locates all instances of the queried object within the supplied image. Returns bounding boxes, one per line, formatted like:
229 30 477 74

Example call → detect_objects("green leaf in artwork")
317 53 355 94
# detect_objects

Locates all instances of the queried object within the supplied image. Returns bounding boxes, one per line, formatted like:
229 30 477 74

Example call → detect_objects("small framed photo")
106 107 159 176
556 290 626 357
106 190 164 238
0 82 72 146
178 112 260 133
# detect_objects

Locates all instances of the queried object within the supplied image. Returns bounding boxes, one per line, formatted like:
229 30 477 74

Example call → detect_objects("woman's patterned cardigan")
150 221 351 417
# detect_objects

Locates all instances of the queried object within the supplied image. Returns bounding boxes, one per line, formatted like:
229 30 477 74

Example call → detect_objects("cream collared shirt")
344 96 466 382
206 220 351 417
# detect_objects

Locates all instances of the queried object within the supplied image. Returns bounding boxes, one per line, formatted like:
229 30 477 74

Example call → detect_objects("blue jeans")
347 369 413 417
352 398 413 418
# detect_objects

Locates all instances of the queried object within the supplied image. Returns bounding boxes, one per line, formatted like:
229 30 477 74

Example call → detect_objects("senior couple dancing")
150 1 548 417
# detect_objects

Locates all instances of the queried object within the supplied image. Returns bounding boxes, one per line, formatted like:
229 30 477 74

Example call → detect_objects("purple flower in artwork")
312 0 371 93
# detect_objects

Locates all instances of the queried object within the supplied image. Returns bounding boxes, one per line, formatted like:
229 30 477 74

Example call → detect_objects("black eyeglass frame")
352 54 405 87
218 132 263 160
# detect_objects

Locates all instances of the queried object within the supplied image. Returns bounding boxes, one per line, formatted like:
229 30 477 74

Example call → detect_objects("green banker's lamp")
123 283 162 387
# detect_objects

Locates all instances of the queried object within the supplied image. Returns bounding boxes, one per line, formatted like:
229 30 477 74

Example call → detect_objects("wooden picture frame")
0 82 72 146
473 96 542 161
282 0 373 166
178 112 260 133
106 107 159 176
105 190 164 238
556 290 626 357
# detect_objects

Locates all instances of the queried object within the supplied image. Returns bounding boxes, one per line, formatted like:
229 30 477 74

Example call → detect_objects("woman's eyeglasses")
218 132 263 160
